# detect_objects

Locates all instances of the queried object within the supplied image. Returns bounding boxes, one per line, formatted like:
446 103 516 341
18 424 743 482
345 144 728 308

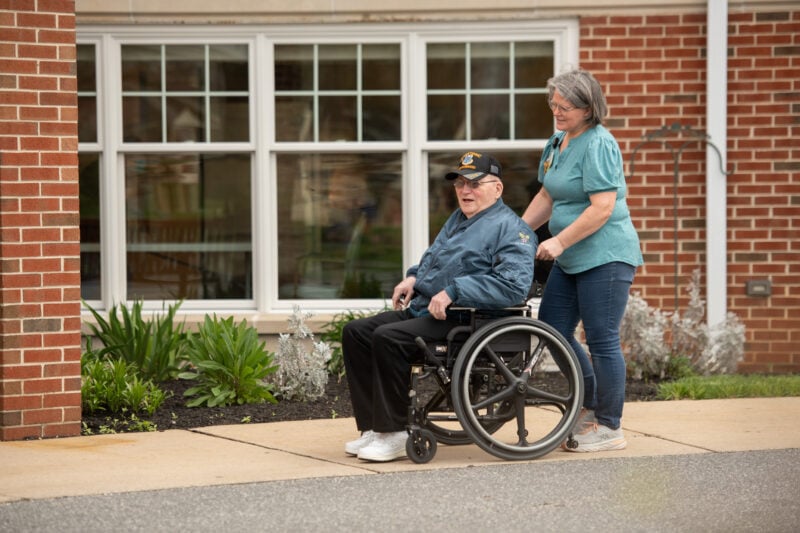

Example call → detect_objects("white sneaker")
356 431 408 462
345 430 376 456
565 423 627 453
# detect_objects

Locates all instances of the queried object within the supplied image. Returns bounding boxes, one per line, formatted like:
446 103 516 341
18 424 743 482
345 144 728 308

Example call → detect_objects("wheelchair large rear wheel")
451 316 583 461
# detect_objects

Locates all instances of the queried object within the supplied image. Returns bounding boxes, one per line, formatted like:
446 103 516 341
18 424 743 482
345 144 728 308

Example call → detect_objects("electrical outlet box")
745 280 771 297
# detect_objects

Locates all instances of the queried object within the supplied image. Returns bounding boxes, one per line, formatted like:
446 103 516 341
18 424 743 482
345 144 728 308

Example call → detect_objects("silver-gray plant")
619 292 671 380
620 269 745 380
272 305 333 401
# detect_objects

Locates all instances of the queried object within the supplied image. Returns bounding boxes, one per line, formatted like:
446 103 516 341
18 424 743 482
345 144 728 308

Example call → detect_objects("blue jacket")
406 199 536 317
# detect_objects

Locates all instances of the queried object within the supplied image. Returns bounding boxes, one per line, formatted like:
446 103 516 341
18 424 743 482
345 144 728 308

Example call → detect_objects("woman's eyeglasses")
453 179 499 189
548 101 577 113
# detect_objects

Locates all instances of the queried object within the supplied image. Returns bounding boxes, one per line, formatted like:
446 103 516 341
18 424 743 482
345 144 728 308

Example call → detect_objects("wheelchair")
405 304 584 463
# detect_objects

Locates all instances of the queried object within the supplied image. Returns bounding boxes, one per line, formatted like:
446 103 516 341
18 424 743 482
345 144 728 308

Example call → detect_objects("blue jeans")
538 262 635 429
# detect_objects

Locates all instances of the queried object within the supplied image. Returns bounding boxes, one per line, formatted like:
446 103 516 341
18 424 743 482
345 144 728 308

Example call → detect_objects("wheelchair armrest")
449 304 530 315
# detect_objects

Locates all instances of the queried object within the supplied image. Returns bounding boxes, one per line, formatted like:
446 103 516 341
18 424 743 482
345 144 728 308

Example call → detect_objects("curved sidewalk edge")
2 397 798 503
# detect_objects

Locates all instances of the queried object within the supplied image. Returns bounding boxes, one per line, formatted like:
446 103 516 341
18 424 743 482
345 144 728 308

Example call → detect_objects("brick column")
1 0 82 440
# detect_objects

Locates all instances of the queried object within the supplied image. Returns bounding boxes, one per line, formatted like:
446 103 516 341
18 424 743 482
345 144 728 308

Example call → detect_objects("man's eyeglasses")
453 178 499 189
548 101 577 114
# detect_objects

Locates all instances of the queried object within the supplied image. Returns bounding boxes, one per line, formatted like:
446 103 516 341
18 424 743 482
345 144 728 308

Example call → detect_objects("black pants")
342 309 461 433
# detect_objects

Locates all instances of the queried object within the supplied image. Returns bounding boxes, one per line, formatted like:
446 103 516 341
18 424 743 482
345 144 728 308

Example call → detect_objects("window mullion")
465 42 471 140
356 44 363 142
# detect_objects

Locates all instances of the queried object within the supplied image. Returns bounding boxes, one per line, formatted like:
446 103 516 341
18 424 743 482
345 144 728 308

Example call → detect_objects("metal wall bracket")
627 122 734 312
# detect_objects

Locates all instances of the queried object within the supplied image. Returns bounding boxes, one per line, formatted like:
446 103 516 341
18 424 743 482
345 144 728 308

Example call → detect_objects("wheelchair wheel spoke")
514 393 529 445
525 385 571 405
482 345 517 382
470 384 514 412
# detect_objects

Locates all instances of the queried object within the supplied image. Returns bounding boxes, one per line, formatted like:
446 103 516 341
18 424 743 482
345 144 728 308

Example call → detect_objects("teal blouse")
538 125 643 274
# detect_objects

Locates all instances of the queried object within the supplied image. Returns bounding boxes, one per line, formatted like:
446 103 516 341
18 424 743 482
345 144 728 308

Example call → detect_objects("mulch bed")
81 374 661 434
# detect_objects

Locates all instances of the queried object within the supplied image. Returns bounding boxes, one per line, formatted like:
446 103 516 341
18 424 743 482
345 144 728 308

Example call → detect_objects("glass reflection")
275 45 314 91
122 44 250 143
427 40 555 141
277 153 403 299
319 44 357 91
80 154 101 300
471 42 509 89
166 45 205 91
427 43 465 90
363 44 400 90
125 153 252 300
121 45 161 92
471 94 510 140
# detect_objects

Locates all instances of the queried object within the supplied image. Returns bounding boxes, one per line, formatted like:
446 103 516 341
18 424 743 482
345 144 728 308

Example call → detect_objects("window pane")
166 45 205 91
125 153 252 300
77 44 95 92
121 45 161 91
210 96 249 142
427 40 555 141
319 44 357 91
122 44 250 144
363 44 400 90
277 153 403 299
275 45 314 91
428 94 465 140
427 43 465 90
515 93 552 139
166 96 205 142
471 93 510 140
363 95 400 141
79 153 101 300
515 41 554 88
471 42 509 89
319 95 356 141
123 96 162 142
210 44 248 91
275 96 313 142
77 44 97 143
78 96 97 143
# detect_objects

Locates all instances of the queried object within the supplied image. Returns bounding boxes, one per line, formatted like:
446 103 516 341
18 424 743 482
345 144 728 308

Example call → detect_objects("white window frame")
77 19 578 316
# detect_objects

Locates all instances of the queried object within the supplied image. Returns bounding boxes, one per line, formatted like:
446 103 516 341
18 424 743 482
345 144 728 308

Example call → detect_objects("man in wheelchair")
342 151 537 462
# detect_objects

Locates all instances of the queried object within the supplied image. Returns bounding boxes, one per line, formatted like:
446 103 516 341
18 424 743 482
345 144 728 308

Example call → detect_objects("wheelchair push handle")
414 336 450 385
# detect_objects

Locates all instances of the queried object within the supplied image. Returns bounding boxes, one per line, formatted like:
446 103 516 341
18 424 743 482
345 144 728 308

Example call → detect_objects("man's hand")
392 276 416 310
428 290 452 320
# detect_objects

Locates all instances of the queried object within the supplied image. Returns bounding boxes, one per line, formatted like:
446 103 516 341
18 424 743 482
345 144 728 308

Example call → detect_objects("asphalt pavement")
1 397 799 532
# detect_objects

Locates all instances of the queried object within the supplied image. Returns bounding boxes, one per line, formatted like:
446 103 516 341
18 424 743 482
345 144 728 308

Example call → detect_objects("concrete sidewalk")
1 397 799 504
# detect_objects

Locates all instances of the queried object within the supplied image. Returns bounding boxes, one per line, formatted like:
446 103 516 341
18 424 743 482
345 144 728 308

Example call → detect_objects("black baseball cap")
445 151 503 181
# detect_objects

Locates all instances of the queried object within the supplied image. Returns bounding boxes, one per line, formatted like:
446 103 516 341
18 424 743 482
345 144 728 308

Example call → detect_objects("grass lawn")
657 374 800 400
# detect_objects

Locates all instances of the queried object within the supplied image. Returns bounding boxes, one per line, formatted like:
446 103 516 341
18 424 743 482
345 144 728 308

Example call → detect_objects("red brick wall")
0 0 82 440
581 9 800 373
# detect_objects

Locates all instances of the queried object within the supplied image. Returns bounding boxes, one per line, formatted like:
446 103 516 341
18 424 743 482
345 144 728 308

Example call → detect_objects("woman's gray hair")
548 69 608 126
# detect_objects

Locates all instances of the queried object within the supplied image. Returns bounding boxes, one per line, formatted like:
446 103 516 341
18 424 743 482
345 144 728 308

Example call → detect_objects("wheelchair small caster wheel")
407 429 437 464
566 436 579 450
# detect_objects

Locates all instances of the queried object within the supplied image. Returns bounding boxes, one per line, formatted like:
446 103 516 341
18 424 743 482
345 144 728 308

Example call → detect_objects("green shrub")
81 355 167 416
272 305 332 401
83 299 187 382
179 314 278 407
